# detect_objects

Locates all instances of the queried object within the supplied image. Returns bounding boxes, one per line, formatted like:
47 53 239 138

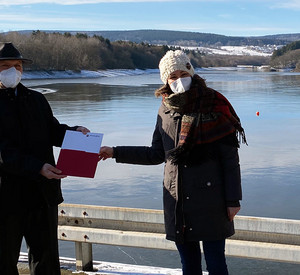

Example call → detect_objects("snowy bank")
181 45 277 56
21 67 243 81
19 252 206 275
22 69 159 80
22 66 296 83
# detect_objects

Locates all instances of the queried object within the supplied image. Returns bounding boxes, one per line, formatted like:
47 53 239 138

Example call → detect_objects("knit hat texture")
159 50 195 84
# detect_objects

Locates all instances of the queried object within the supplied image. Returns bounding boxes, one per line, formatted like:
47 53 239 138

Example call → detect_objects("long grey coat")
114 102 242 243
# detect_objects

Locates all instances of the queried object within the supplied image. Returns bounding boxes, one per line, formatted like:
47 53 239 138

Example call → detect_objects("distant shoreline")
22 68 160 80
22 66 297 81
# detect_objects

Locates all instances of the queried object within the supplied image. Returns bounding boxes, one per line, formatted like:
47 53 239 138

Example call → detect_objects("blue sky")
0 0 299 37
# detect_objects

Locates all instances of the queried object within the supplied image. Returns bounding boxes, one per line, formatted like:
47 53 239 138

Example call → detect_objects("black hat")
0 42 32 64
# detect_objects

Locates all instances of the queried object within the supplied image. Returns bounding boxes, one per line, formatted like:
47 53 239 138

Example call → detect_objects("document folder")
56 130 103 178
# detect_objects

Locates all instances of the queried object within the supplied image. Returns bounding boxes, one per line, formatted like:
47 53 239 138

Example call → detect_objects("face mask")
169 76 192 94
0 67 22 88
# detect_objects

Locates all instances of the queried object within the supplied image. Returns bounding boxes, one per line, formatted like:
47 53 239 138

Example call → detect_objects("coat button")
207 182 212 186
186 196 190 200
184 165 187 168
176 231 180 234
189 228 193 231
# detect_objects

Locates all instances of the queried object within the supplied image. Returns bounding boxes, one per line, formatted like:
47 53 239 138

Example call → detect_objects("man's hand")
40 163 67 179
99 146 114 161
227 206 240 222
76 126 90 135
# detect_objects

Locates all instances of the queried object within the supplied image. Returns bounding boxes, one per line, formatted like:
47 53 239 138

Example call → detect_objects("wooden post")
75 242 93 271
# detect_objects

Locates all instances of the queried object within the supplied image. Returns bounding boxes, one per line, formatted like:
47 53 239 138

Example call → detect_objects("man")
0 42 89 274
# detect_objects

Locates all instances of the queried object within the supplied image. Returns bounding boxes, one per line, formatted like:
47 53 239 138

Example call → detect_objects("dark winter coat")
0 83 77 211
113 101 242 243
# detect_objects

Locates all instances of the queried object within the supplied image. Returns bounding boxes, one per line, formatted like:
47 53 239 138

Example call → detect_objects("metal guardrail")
58 203 300 271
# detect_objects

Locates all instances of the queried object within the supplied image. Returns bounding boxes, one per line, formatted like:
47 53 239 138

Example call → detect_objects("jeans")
176 240 228 275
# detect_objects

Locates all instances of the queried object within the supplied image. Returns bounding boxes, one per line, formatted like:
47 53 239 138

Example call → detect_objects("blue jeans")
176 240 228 275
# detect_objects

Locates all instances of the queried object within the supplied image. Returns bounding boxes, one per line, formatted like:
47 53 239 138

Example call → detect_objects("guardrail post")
75 242 93 271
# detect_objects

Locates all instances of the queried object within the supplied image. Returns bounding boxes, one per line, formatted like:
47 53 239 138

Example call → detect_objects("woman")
99 50 246 275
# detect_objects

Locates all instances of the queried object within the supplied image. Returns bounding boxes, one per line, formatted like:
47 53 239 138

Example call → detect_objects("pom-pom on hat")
159 50 194 84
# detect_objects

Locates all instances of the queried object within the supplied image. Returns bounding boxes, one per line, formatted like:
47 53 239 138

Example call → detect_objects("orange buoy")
256 111 260 116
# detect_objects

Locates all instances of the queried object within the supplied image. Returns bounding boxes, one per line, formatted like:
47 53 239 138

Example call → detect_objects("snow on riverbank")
22 68 159 80
22 65 295 83
22 67 242 81
182 45 277 56
19 252 202 275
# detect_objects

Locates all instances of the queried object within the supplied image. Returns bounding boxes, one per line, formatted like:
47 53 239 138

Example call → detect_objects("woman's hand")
76 126 90 135
99 146 114 161
227 206 240 222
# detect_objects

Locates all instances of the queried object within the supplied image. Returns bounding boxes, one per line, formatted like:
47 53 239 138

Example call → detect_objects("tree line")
0 31 167 71
67 30 293 46
0 31 269 71
270 40 300 70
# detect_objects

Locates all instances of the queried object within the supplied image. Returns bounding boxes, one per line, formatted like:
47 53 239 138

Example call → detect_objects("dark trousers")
176 240 228 275
0 205 61 275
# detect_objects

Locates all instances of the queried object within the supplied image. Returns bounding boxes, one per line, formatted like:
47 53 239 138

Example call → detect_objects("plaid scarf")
164 75 247 164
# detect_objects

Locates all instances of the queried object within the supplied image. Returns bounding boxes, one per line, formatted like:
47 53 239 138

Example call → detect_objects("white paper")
61 130 103 153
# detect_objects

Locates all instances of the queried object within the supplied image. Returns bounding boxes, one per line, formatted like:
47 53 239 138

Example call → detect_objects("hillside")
16 29 300 47
260 33 300 42
65 30 300 47
270 40 300 71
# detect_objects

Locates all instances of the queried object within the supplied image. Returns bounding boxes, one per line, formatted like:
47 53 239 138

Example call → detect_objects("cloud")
7 0 297 6
1 0 300 5
0 12 87 25
273 0 300 10
0 0 230 5
1 0 175 5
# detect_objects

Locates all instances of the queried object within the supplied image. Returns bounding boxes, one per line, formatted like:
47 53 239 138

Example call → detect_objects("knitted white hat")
159 50 195 84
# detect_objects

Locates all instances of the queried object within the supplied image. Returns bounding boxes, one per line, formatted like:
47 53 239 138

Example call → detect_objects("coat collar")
0 83 30 99
162 102 181 118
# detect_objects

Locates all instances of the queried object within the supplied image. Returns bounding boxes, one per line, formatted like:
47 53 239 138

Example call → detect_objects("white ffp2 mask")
170 77 192 94
0 67 22 88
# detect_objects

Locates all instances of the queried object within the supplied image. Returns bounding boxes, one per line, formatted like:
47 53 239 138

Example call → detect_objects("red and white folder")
56 130 103 178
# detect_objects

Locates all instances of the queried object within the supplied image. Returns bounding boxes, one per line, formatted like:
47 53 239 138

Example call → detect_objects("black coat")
114 102 242 243
0 83 76 211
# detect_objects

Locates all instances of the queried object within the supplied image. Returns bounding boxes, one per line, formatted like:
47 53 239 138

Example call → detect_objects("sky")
0 0 299 37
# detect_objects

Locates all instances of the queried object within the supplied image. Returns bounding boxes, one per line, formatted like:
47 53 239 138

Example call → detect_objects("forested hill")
27 29 300 47
270 40 300 71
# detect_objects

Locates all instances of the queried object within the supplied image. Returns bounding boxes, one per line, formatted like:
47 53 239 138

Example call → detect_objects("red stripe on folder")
56 149 99 178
